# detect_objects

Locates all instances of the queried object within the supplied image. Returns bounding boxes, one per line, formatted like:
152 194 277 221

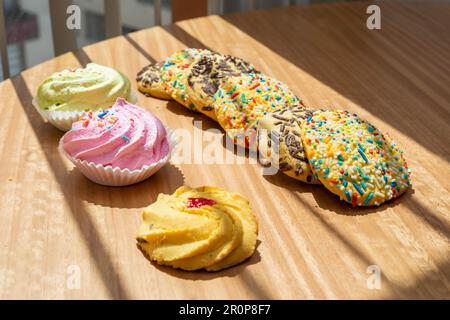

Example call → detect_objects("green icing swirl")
37 63 132 112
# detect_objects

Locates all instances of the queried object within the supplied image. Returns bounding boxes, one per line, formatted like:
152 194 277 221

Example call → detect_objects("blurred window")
1 0 352 79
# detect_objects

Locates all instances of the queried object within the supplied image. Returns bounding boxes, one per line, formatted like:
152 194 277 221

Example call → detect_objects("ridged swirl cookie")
301 109 411 206
136 186 258 271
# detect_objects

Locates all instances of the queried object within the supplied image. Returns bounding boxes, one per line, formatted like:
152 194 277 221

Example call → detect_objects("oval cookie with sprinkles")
258 106 320 184
136 61 172 100
214 73 301 148
301 109 411 207
160 48 212 110
185 52 259 121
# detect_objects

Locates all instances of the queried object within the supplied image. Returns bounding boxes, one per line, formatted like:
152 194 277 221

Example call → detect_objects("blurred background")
0 0 361 80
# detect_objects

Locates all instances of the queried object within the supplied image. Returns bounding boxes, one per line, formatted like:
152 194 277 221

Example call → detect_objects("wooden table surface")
0 1 449 299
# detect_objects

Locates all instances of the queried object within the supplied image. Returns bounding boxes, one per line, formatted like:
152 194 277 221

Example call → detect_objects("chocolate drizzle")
187 52 260 98
136 61 165 86
261 105 313 175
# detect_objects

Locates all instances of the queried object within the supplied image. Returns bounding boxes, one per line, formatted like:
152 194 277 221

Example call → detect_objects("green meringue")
36 63 132 112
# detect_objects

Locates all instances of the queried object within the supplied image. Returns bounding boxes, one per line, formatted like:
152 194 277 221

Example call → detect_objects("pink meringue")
61 98 170 171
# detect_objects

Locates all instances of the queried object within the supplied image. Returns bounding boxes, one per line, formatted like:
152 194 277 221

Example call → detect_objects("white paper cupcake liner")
59 127 178 187
32 89 139 132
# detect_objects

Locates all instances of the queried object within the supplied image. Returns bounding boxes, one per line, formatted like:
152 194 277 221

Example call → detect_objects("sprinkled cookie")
185 52 259 121
213 73 301 148
258 106 320 184
136 61 172 100
160 48 212 110
302 109 411 207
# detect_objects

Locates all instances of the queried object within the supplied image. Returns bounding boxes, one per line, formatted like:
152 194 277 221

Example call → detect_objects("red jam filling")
187 197 216 208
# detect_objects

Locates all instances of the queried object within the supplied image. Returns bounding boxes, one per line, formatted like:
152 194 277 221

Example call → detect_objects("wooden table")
0 1 449 299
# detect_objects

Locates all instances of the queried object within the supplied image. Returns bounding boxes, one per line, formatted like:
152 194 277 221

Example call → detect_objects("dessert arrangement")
31 47 411 273
137 48 411 208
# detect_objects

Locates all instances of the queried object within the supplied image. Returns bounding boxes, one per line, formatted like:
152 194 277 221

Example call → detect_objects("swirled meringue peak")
61 98 170 171
37 63 132 112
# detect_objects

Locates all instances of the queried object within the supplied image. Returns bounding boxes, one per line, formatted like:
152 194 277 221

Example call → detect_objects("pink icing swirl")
61 98 170 170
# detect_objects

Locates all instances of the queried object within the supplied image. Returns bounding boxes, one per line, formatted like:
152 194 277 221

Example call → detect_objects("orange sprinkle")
352 194 358 207
250 83 260 90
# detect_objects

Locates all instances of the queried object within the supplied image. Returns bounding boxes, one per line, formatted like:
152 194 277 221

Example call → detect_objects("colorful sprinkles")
76 107 120 130
301 109 411 207
160 48 210 107
213 73 301 146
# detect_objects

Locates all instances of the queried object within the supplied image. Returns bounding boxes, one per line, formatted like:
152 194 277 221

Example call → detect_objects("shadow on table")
268 168 450 239
166 100 261 162
140 240 262 280
137 240 267 298
67 163 185 209
163 24 212 51
266 172 450 299
123 34 157 64
166 100 218 130
264 171 415 216
143 248 270 299
384 258 450 299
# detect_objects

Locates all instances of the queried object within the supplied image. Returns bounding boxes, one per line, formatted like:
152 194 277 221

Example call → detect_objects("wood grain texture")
0 1 449 299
